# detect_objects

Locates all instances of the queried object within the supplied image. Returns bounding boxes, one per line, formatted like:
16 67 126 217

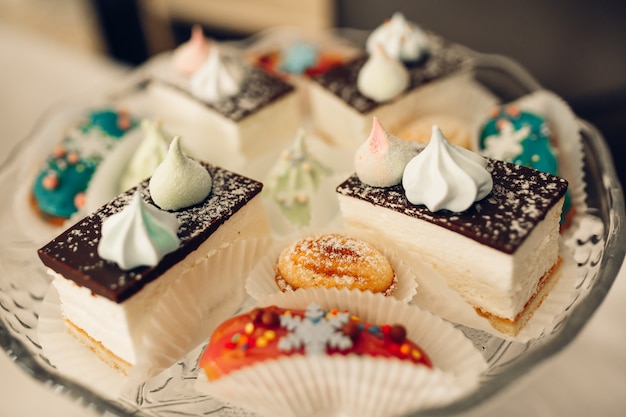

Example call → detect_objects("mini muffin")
275 233 397 295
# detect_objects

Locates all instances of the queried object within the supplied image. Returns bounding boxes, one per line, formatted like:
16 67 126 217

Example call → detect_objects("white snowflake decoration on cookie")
278 303 353 355
483 120 528 162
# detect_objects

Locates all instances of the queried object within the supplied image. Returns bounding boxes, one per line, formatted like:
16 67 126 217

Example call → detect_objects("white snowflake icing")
277 303 353 355
483 121 528 161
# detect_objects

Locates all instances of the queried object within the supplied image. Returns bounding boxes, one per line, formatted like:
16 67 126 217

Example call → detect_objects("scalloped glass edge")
0 45 624 417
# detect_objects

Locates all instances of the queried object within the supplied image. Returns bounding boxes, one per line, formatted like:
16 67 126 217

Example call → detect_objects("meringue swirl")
97 192 180 270
149 136 212 211
119 119 170 192
354 117 418 187
190 45 244 103
357 44 409 102
402 125 492 212
172 24 211 76
365 12 429 63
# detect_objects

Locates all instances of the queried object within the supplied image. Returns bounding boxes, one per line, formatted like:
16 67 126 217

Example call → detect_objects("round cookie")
275 233 396 295
479 104 558 174
397 114 472 149
31 108 139 224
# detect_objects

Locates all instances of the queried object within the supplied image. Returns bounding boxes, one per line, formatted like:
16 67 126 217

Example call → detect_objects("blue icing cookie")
32 108 138 223
479 105 571 224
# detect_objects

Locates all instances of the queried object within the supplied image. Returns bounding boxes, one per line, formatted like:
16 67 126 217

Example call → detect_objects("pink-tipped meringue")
354 117 417 187
172 25 211 76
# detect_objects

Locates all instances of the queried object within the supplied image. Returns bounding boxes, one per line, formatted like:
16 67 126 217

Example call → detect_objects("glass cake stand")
0 39 624 417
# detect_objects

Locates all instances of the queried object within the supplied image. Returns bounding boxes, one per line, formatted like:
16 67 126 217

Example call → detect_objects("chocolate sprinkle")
336 159 568 254
37 162 263 303
311 32 473 114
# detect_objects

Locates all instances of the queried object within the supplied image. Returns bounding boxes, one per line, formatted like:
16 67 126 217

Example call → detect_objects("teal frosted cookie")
479 104 572 225
31 108 139 225
479 105 558 174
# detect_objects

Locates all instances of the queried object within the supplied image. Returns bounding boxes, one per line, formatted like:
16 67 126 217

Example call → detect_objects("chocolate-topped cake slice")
308 13 473 149
337 124 568 336
38 138 270 373
147 38 300 159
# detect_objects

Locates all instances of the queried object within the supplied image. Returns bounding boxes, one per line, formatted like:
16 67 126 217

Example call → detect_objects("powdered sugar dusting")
154 65 294 122
38 162 263 302
313 32 473 114
337 159 568 254
276 234 396 294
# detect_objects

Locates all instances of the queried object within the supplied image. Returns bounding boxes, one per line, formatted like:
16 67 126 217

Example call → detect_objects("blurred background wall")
1 0 624 182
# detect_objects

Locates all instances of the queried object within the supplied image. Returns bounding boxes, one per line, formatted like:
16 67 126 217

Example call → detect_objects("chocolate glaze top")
336 159 568 254
38 163 263 303
155 65 295 122
312 32 473 114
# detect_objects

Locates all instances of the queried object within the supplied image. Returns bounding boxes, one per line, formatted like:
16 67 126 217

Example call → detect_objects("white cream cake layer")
50 193 268 366
338 194 564 321
146 72 300 159
335 159 568 323
38 161 269 369
309 72 472 149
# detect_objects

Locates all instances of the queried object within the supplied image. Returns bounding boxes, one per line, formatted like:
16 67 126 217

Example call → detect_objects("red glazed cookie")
199 304 432 381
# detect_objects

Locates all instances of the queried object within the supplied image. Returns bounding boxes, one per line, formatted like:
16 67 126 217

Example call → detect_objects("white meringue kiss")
97 192 180 270
190 45 244 103
119 119 170 193
365 12 429 63
402 125 492 212
357 44 409 103
149 137 212 211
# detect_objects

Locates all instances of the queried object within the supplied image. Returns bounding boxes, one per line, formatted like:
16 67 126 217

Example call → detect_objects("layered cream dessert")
148 29 300 159
37 138 269 373
336 123 568 336
308 12 473 149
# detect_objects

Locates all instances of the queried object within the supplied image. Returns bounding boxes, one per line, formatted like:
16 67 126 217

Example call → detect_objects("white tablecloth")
1 20 625 417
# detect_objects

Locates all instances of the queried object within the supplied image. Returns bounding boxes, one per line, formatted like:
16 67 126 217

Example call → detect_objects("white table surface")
1 20 625 417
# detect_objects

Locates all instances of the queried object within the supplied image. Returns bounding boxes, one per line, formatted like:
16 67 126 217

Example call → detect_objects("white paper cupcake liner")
246 229 418 303
410 237 580 342
195 288 487 417
38 237 272 396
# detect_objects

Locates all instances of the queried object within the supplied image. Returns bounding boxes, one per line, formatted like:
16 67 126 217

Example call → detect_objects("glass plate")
0 43 624 417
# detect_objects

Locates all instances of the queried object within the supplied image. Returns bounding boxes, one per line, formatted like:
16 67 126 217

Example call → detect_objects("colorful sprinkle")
244 322 255 335
74 192 86 209
67 152 80 164
42 174 59 190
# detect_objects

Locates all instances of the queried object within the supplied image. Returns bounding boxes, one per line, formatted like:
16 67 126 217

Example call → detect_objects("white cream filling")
308 72 473 150
52 194 269 365
338 194 563 320
146 82 300 160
